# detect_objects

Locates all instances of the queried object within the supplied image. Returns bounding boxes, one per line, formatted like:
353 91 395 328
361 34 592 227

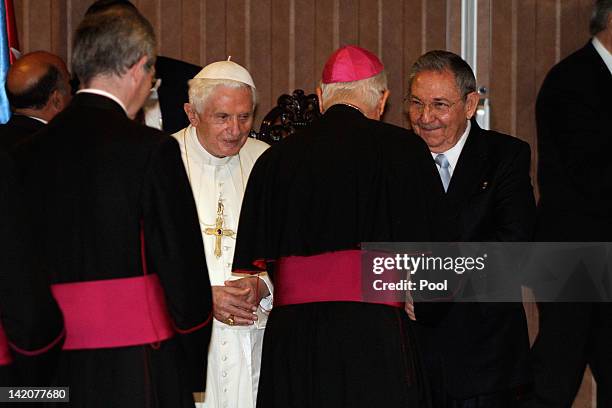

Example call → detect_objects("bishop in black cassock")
233 46 441 408
14 8 212 407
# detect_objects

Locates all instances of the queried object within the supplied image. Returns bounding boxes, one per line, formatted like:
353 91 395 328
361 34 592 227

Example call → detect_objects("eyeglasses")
406 97 463 116
150 77 159 91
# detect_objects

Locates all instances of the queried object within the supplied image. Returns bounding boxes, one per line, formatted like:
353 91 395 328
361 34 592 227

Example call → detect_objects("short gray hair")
408 50 476 99
590 0 612 36
72 7 156 86
187 78 257 113
319 71 388 112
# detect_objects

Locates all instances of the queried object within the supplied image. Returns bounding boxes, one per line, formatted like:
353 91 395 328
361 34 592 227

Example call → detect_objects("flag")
0 0 19 124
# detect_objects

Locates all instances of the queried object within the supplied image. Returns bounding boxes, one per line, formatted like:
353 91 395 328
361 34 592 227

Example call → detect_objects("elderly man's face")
191 86 254 158
408 69 478 153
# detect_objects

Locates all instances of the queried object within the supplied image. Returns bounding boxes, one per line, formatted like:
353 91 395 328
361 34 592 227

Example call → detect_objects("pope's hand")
225 276 270 305
212 284 258 326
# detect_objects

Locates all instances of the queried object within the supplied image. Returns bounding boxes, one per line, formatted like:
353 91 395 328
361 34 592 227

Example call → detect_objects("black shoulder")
540 43 602 91
480 128 531 158
366 119 429 150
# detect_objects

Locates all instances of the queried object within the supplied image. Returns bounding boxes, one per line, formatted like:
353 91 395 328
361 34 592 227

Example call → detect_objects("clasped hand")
212 276 270 326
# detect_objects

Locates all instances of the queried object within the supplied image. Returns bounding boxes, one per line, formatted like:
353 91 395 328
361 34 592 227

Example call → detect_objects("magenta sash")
51 274 174 350
0 323 13 365
274 250 403 308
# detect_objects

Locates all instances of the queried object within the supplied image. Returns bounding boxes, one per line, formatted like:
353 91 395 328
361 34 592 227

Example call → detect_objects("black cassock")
0 148 64 388
233 104 441 408
14 93 212 407
0 114 45 152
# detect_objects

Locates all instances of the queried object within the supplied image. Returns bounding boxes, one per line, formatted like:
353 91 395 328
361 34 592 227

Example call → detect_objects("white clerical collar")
592 37 612 76
431 119 470 178
144 79 163 130
186 125 235 166
77 89 128 115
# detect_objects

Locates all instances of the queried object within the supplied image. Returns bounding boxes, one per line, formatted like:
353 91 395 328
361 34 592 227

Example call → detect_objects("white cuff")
257 273 274 312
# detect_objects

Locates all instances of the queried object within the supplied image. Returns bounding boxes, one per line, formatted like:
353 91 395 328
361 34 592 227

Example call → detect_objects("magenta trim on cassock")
0 322 14 365
274 250 402 308
9 328 65 357
51 274 174 350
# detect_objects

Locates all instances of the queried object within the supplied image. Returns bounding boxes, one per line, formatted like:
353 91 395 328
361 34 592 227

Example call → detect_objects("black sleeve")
0 150 64 385
142 137 212 392
492 142 536 242
232 147 277 272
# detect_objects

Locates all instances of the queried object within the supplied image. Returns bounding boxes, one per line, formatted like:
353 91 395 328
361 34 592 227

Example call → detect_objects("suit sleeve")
142 137 212 392
493 142 536 242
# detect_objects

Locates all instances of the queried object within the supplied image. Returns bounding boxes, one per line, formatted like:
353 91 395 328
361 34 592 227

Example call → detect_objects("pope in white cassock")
172 60 272 408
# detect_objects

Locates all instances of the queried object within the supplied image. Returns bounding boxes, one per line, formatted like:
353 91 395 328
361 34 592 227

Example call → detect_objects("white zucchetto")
194 58 256 89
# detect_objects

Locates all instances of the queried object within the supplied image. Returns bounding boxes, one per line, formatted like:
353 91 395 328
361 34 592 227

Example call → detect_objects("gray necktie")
435 153 451 192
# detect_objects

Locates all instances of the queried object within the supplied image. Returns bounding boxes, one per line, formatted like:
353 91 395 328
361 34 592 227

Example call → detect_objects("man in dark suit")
532 0 612 406
85 0 201 133
408 50 535 407
14 7 212 406
0 51 71 151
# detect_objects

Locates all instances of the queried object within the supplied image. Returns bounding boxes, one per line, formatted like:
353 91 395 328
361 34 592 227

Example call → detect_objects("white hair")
187 78 257 113
319 71 387 112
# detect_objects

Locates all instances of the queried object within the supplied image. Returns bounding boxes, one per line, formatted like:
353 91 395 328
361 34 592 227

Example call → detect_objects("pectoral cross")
204 201 235 258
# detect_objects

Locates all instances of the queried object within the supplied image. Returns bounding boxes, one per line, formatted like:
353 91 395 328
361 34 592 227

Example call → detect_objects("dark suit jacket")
416 122 536 400
155 56 201 134
0 114 45 152
536 41 612 241
14 93 212 406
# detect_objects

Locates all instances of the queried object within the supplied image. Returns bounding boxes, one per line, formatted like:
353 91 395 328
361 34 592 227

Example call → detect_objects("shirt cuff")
257 273 274 312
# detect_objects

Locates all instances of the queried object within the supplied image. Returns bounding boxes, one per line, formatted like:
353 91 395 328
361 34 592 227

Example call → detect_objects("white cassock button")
222 371 227 378
223 388 227 393
222 355 227 361
221 341 227 346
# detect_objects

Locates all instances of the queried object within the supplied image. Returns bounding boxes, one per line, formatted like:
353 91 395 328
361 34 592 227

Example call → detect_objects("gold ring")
226 315 235 326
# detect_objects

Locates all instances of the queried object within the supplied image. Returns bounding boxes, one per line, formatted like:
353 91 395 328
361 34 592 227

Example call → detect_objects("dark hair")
85 0 137 15
72 7 156 85
6 64 62 110
590 0 612 36
408 50 476 98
